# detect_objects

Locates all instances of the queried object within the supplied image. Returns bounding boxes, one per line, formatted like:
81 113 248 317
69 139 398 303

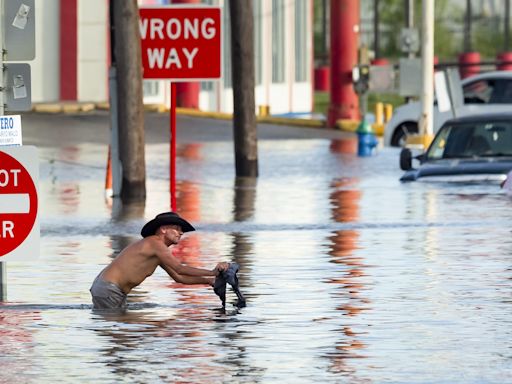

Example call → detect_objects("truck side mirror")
400 148 413 170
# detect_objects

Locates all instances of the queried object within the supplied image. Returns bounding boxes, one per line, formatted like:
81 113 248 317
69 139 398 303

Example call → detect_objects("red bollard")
496 52 512 71
370 58 389 66
458 52 481 79
176 82 200 109
314 66 330 92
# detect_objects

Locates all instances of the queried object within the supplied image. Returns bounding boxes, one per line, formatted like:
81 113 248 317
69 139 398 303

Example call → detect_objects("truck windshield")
426 120 512 160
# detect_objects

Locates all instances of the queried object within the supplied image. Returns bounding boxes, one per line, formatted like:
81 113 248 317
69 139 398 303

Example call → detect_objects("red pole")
170 82 177 212
173 0 200 109
59 0 78 101
327 0 360 127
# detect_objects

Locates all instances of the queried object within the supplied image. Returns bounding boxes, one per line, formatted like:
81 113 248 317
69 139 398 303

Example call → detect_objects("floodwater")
1 114 511 383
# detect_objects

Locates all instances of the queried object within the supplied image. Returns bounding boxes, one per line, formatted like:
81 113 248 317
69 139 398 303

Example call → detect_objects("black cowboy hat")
140 212 195 238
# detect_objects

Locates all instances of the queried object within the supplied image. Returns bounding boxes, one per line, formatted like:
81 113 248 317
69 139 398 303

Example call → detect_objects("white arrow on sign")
0 193 29 213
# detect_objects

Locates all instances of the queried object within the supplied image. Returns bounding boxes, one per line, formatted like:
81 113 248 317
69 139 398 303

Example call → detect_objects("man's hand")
213 262 230 275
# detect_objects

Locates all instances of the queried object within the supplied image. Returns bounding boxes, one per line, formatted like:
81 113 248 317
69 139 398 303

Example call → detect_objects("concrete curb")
30 102 383 135
33 102 96 114
337 119 385 136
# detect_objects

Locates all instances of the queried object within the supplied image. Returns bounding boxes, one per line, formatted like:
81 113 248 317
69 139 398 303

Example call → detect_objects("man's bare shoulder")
115 236 166 258
139 235 170 255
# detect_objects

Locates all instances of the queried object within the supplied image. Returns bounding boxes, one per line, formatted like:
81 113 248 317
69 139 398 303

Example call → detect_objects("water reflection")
107 199 145 258
233 177 257 222
211 178 260 378
326 177 370 373
45 146 82 215
110 198 145 223
90 305 264 382
86 173 265 382
11 119 511 382
177 142 202 161
90 309 224 381
0 307 40 382
173 179 204 285
57 183 80 214
329 138 357 155
176 180 201 222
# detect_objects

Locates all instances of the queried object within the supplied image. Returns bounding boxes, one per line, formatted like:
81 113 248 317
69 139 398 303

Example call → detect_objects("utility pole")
112 0 146 202
419 0 434 147
229 0 258 177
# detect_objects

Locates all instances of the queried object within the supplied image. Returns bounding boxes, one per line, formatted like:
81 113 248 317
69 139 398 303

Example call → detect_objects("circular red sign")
0 151 38 257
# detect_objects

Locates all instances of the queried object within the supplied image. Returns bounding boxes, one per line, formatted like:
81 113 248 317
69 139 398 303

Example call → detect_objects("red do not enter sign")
0 147 39 259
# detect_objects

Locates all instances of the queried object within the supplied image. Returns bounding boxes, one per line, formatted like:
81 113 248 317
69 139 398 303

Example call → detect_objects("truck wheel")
391 122 418 147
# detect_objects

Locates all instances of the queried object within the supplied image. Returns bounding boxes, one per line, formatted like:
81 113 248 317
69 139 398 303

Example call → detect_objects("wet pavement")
1 111 511 383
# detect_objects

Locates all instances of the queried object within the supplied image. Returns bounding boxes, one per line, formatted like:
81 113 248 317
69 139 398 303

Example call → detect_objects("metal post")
109 66 121 197
0 0 6 301
406 0 415 58
322 0 328 61
464 0 472 52
0 262 5 300
406 0 414 28
419 0 434 145
505 0 510 52
109 0 121 198
374 0 380 59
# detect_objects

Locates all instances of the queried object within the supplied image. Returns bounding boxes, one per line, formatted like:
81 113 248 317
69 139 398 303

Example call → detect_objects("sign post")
139 5 222 211
0 0 35 300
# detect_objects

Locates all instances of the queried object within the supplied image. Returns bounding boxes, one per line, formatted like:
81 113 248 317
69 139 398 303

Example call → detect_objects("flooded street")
1 112 511 383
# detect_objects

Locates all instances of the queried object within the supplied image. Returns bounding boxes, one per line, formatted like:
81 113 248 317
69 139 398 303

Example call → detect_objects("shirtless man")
90 211 229 310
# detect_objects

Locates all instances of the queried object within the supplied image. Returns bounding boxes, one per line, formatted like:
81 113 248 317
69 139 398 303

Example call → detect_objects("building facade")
29 0 313 116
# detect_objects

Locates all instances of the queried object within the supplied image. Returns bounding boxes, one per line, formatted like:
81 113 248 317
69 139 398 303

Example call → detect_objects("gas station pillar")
327 0 360 127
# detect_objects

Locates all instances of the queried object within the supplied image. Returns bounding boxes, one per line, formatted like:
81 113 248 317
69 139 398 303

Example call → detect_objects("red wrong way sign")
139 6 222 80
0 146 39 261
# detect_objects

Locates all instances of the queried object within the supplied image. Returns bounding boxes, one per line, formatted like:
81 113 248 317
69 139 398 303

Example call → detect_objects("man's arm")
154 240 228 277
160 263 214 285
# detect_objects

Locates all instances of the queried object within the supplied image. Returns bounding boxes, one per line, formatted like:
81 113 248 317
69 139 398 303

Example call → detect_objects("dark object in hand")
213 263 246 308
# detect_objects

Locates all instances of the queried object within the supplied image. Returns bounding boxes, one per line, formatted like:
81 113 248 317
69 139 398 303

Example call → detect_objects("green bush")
314 91 406 117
